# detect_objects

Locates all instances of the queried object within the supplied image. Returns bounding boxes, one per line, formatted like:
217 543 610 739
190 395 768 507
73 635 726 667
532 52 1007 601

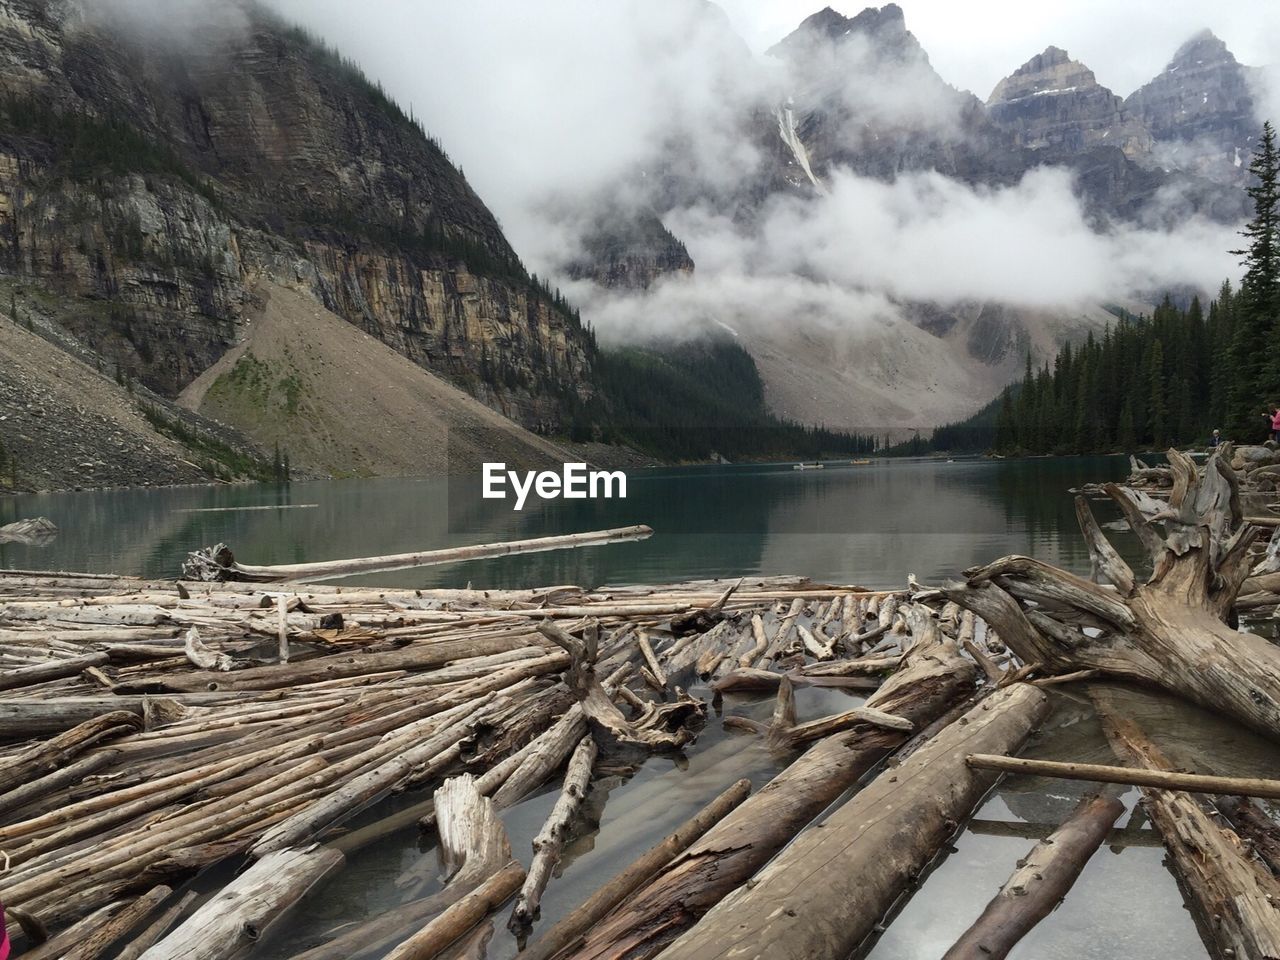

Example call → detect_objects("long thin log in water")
1094 691 1280 960
383 861 526 960
966 753 1280 800
509 735 598 940
942 794 1125 960
184 526 654 583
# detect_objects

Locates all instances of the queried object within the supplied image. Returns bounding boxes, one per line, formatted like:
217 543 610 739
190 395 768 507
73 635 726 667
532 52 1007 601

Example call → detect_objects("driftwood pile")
0 446 1279 960
1099 445 1280 494
0 518 56 546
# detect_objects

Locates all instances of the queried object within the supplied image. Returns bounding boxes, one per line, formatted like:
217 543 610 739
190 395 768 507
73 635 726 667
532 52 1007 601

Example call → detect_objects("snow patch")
775 106 824 193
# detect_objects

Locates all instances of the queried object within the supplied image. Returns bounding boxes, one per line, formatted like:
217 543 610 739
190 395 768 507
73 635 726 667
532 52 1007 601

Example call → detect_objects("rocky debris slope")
0 301 268 493
181 281 578 479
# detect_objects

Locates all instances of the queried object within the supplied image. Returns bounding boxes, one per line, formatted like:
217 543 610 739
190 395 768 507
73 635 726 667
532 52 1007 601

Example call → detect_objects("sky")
718 0 1279 98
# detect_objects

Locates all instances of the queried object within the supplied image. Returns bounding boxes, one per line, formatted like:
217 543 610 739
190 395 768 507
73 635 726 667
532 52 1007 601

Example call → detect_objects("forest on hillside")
585 339 882 462
924 121 1280 457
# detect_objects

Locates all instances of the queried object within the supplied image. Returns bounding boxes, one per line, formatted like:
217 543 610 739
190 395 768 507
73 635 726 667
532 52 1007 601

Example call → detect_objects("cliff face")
1125 30 1260 185
564 213 695 292
0 0 594 430
987 47 1152 159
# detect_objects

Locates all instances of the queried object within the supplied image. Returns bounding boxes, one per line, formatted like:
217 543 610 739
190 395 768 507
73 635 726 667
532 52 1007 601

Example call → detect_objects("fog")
259 0 1264 348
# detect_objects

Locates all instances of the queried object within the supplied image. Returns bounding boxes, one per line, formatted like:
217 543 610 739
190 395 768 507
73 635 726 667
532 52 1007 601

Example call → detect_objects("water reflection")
864 691 1212 960
0 456 1134 589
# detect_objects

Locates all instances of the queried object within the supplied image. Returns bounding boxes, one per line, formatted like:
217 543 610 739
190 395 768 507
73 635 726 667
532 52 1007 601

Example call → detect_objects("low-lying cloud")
572 166 1239 345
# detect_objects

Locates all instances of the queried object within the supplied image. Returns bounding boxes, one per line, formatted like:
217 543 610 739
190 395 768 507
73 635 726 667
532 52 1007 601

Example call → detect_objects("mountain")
555 4 1266 434
987 46 1152 159
565 210 695 291
0 0 595 490
767 5 1028 188
1125 29 1261 184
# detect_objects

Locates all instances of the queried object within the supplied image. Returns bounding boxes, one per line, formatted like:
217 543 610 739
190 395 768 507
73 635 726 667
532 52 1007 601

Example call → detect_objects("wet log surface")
1094 689 1280 960
656 683 1050 960
942 793 1125 960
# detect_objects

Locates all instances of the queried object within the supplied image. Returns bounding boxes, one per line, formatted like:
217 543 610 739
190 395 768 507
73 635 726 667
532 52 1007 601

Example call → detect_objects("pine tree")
1147 340 1167 447
1229 122 1280 429
995 388 1015 451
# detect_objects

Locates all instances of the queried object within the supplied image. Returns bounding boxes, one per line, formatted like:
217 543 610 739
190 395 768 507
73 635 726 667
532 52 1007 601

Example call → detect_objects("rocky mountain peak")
988 46 1101 105
1168 29 1236 70
986 46 1151 160
771 4 919 63
1124 29 1256 182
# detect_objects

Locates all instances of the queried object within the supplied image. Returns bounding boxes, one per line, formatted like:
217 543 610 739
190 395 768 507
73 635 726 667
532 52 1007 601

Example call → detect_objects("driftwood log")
183 526 653 582
1095 691 1280 959
139 846 344 960
946 448 1280 739
942 793 1125 959
966 753 1280 800
508 735 598 939
561 613 978 960
657 683 1050 960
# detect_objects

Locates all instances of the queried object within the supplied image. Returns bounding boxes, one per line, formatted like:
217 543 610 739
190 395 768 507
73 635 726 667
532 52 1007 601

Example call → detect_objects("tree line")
930 121 1279 456
587 339 882 461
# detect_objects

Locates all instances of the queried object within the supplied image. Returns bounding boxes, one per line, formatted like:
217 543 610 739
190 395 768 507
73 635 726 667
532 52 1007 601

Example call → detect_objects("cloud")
574 165 1240 345
267 0 776 263
76 0 250 46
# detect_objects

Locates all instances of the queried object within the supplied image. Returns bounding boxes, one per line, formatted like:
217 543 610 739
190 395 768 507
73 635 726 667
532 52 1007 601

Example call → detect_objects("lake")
2 455 1227 959
0 455 1143 589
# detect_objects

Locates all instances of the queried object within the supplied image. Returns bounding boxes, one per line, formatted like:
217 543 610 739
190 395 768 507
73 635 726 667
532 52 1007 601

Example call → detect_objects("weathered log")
183 526 653 582
521 778 750 960
0 709 140 795
384 861 525 960
116 890 201 960
942 794 1125 959
656 684 1050 960
509 735 597 939
140 846 344 960
947 448 1280 740
0 652 110 691
61 884 173 960
1093 695 1280 958
1213 796 1280 875
966 753 1280 800
0 749 120 819
561 614 978 960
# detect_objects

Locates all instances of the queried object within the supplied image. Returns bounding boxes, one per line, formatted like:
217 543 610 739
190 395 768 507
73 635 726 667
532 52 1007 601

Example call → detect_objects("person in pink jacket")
1266 406 1280 443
